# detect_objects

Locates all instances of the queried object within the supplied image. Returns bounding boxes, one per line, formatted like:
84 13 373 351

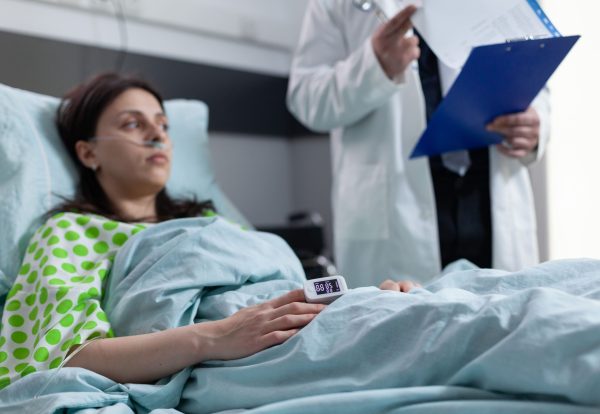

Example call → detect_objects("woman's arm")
65 289 325 384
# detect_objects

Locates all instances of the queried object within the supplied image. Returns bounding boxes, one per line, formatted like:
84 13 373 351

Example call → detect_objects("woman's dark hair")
52 72 214 222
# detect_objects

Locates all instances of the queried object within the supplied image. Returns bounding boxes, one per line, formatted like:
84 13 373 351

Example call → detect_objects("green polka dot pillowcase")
0 213 147 390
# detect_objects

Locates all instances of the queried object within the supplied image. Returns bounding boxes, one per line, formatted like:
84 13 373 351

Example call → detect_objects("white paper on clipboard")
374 0 561 68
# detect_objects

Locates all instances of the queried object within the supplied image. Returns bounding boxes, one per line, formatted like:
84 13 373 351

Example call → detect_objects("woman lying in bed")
0 73 416 389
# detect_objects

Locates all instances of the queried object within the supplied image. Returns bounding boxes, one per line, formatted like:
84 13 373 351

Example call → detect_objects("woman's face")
84 88 172 198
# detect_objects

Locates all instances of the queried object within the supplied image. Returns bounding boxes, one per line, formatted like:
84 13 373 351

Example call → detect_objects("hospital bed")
0 81 331 289
1 82 600 414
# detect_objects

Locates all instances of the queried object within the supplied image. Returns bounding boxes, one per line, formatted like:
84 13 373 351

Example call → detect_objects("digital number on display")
314 279 341 295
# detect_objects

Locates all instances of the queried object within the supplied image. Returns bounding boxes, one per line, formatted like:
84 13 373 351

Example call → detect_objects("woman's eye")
161 123 169 131
123 120 140 129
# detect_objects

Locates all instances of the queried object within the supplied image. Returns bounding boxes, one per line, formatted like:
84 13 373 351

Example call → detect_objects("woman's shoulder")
44 211 152 237
25 212 150 265
40 212 116 229
37 212 148 237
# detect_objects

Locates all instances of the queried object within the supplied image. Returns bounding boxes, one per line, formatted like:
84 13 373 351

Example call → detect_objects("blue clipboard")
410 35 580 158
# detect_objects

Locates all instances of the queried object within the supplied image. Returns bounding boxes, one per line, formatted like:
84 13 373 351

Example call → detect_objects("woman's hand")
65 290 324 383
379 280 421 292
198 289 326 361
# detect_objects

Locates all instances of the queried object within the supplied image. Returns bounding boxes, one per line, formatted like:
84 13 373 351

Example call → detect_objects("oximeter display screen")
314 279 340 295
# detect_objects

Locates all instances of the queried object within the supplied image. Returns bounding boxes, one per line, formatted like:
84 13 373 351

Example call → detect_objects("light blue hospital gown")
0 212 148 390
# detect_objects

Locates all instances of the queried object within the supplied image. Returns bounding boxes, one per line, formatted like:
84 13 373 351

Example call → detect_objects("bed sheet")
1 217 599 414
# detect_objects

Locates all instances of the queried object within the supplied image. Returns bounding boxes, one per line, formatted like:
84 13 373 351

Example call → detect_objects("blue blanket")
1 217 600 414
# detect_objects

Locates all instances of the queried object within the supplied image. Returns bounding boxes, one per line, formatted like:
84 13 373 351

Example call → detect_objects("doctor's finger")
497 144 529 159
489 111 540 128
382 5 417 38
398 35 420 52
384 19 412 41
487 125 538 139
505 137 538 151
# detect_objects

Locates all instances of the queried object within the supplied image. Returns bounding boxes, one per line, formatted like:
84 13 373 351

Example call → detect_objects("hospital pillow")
0 82 248 298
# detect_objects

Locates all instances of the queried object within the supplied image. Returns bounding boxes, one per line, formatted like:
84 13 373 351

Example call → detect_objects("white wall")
26 0 310 51
290 137 333 254
210 133 294 226
116 0 309 51
0 0 308 75
542 1 600 260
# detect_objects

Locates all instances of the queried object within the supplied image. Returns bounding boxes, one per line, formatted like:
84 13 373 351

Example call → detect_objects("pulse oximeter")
304 275 348 304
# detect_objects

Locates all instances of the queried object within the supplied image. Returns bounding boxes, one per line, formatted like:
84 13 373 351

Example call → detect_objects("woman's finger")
397 281 416 292
270 301 326 320
265 289 306 309
260 329 299 348
379 279 401 291
263 313 318 333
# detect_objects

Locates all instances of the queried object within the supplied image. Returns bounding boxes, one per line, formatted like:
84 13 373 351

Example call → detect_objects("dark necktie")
415 30 493 269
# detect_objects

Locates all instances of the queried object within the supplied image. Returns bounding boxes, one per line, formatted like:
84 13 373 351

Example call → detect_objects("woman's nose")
144 124 171 149
147 123 168 142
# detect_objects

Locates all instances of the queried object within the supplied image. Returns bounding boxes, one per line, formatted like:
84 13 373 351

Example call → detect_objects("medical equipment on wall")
304 275 348 304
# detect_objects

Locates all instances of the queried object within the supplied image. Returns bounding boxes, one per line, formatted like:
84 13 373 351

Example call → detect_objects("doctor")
287 1 549 286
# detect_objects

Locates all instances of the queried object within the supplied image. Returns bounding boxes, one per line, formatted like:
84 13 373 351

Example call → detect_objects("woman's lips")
147 153 169 164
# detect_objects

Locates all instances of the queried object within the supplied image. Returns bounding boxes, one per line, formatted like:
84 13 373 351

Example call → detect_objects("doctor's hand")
372 5 420 81
379 280 421 292
487 107 540 158
198 289 325 361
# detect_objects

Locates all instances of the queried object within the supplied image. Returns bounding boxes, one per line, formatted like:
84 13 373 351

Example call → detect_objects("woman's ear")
75 140 99 171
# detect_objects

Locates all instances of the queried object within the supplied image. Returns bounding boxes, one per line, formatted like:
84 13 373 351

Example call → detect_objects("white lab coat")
287 0 550 286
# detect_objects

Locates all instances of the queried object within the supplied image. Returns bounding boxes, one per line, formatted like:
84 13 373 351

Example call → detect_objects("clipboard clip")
504 34 551 51
505 34 549 43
